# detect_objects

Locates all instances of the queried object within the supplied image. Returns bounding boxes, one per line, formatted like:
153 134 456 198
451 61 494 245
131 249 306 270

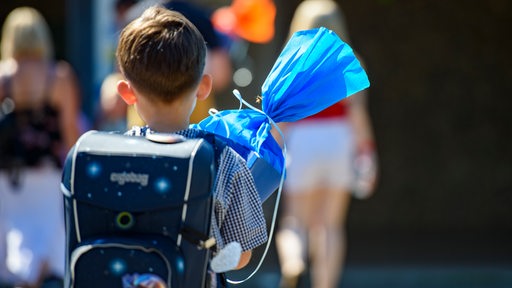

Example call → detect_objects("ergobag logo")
110 172 149 186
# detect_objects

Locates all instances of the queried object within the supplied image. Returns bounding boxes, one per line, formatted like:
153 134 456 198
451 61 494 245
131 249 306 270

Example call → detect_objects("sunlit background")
1 0 511 287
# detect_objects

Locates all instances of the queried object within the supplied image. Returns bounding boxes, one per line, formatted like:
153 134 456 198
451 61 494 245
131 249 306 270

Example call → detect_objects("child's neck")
135 90 196 133
145 115 189 133
142 102 191 133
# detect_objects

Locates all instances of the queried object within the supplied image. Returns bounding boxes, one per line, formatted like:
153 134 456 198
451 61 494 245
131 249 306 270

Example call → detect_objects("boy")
115 5 267 285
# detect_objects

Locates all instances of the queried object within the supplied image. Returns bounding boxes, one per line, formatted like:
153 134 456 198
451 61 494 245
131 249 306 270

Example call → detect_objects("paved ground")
229 264 512 288
225 196 512 288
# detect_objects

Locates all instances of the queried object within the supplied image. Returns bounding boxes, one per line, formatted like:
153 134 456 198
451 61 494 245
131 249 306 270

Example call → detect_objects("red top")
304 100 348 120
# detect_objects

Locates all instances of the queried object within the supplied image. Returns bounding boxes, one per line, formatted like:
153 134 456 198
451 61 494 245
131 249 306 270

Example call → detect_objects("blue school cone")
194 27 370 202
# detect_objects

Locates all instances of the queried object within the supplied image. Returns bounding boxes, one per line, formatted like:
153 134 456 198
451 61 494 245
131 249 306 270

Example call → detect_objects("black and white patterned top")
125 126 268 253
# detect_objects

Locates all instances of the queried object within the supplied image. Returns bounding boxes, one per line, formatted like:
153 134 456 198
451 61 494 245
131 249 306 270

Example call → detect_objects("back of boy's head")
116 5 206 103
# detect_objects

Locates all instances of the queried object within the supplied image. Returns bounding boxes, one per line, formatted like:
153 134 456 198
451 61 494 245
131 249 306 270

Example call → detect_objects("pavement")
224 195 512 288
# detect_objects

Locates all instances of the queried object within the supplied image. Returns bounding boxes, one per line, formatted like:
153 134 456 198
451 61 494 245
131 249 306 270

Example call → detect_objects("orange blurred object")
212 0 276 43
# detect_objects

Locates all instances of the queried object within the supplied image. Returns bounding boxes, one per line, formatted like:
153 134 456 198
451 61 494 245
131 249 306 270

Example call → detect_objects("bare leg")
276 191 316 287
309 188 351 288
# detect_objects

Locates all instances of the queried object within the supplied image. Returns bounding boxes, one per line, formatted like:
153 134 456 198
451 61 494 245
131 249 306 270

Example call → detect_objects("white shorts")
284 118 355 193
0 165 65 283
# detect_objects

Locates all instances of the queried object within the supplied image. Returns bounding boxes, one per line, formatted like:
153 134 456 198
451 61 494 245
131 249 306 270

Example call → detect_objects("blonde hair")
1 7 54 61
289 0 351 43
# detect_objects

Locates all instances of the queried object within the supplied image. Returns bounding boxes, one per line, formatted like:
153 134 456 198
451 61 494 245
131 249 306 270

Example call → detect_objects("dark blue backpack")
61 131 222 288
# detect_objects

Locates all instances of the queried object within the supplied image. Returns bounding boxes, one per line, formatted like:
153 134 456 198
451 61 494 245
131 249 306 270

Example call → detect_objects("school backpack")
61 130 221 288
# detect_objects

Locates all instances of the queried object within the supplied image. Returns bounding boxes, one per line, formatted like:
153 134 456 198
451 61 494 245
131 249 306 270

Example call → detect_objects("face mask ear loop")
227 89 287 285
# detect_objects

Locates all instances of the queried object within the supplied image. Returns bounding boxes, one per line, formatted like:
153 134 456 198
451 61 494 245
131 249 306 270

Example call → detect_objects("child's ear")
117 80 137 105
197 74 213 101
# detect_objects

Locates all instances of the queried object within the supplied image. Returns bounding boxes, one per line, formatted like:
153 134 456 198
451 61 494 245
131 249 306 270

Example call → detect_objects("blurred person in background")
275 1 378 287
0 6 82 288
94 72 127 132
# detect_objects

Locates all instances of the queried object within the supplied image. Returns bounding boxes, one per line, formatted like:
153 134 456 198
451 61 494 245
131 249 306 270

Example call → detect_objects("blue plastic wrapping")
193 27 370 201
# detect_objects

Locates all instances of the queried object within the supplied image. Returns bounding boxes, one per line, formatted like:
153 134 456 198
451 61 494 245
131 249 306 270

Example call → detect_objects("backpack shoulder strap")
184 131 232 287
179 131 224 249
201 132 227 166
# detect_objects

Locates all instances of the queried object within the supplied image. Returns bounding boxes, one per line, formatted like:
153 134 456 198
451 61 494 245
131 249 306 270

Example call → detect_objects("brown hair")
116 5 206 103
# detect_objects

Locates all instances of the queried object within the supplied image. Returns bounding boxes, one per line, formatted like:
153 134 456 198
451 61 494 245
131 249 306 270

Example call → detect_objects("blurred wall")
337 0 512 238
